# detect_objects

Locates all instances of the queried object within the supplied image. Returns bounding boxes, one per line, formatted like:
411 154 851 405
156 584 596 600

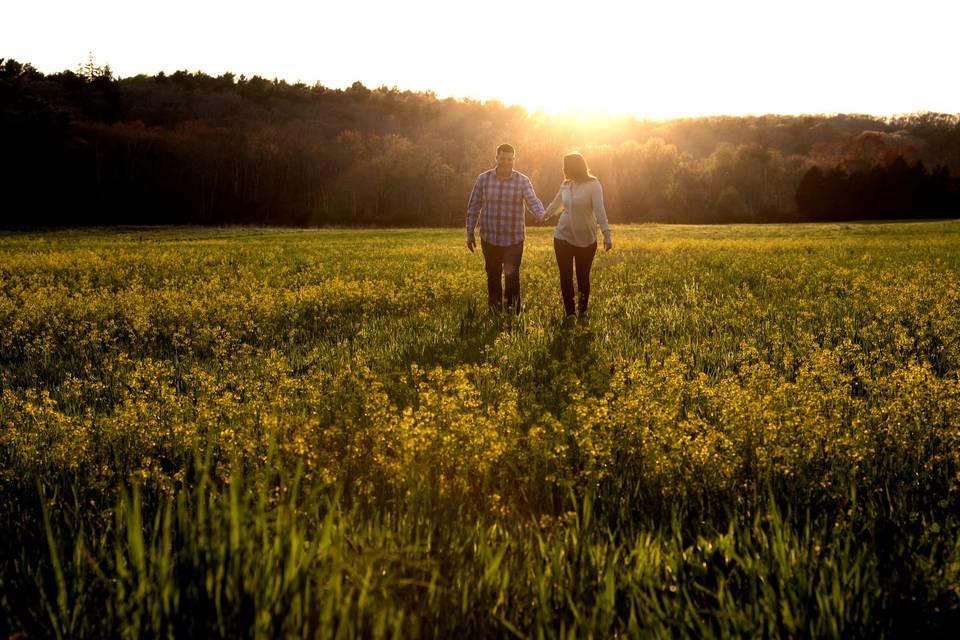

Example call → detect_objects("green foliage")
2 222 960 636
3 57 960 227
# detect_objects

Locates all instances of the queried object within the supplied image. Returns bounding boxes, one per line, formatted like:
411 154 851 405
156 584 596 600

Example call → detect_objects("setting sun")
5 1 960 636
4 0 959 119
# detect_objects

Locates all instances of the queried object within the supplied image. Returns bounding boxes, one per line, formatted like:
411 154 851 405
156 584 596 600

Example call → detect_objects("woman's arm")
592 181 613 250
544 187 565 219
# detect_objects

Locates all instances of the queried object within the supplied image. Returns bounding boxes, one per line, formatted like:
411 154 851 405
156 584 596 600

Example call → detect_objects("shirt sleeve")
592 180 611 238
466 175 483 240
544 187 564 218
521 176 546 220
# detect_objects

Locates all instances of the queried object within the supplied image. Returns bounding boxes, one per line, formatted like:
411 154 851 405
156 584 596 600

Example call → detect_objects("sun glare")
3 0 958 120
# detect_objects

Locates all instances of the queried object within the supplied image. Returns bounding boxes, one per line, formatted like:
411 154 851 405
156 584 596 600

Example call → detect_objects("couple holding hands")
466 143 612 318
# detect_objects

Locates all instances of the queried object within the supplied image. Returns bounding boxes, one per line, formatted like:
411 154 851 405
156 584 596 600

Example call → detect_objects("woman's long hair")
563 152 596 183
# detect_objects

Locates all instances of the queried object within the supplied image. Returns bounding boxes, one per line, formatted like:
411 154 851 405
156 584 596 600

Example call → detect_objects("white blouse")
544 179 612 248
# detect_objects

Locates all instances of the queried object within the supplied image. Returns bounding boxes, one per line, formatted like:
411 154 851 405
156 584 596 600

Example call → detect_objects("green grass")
2 222 960 637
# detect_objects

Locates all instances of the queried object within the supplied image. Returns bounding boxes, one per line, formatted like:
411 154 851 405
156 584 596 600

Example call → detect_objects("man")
466 143 546 314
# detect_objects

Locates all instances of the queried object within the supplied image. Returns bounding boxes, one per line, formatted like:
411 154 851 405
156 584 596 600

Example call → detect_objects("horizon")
7 56 959 125
5 0 960 121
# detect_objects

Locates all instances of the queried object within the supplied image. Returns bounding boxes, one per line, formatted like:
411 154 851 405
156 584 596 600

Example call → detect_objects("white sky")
4 0 959 119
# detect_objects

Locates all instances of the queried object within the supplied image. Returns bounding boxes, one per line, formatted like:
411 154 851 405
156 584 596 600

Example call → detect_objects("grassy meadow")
2 222 960 637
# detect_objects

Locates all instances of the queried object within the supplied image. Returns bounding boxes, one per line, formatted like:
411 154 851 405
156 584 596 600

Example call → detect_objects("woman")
543 152 612 318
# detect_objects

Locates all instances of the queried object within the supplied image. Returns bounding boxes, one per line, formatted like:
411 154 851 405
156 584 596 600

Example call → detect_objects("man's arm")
466 175 483 250
522 176 546 221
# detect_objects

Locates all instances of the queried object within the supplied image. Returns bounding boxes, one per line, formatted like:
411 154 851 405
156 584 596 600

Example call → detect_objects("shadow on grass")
517 315 613 414
390 297 509 370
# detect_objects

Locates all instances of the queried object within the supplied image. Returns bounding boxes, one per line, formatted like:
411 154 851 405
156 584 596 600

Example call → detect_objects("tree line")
2 57 959 228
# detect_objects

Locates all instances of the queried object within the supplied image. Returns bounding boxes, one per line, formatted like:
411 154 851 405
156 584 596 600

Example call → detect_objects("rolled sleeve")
522 177 546 220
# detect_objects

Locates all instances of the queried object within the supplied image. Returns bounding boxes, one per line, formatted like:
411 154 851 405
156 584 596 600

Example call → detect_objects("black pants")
554 237 597 316
481 239 524 314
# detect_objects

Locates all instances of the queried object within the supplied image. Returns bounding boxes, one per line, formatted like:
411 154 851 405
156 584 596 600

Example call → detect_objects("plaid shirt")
466 169 546 246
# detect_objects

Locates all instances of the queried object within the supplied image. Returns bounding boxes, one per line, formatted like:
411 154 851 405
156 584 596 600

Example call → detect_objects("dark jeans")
554 237 597 316
481 239 524 314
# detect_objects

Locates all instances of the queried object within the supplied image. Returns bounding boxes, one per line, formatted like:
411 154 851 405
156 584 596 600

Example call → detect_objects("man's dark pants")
480 239 524 314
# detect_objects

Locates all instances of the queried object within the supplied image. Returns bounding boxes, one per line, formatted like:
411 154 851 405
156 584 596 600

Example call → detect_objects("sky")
4 0 959 120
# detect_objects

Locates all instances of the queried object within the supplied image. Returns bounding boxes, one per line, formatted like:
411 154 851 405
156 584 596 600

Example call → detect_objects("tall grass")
2 222 960 636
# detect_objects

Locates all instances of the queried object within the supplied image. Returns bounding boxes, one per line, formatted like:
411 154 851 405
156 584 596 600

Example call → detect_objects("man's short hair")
496 143 515 156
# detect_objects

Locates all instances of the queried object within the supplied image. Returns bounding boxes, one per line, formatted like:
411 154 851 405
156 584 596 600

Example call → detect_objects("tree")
713 186 748 223
795 166 827 220
5 56 960 228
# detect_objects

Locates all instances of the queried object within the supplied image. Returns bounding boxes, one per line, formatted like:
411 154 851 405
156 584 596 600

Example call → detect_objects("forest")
2 57 959 227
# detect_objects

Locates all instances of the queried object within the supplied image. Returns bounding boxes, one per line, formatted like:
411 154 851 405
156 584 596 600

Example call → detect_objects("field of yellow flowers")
2 222 960 637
